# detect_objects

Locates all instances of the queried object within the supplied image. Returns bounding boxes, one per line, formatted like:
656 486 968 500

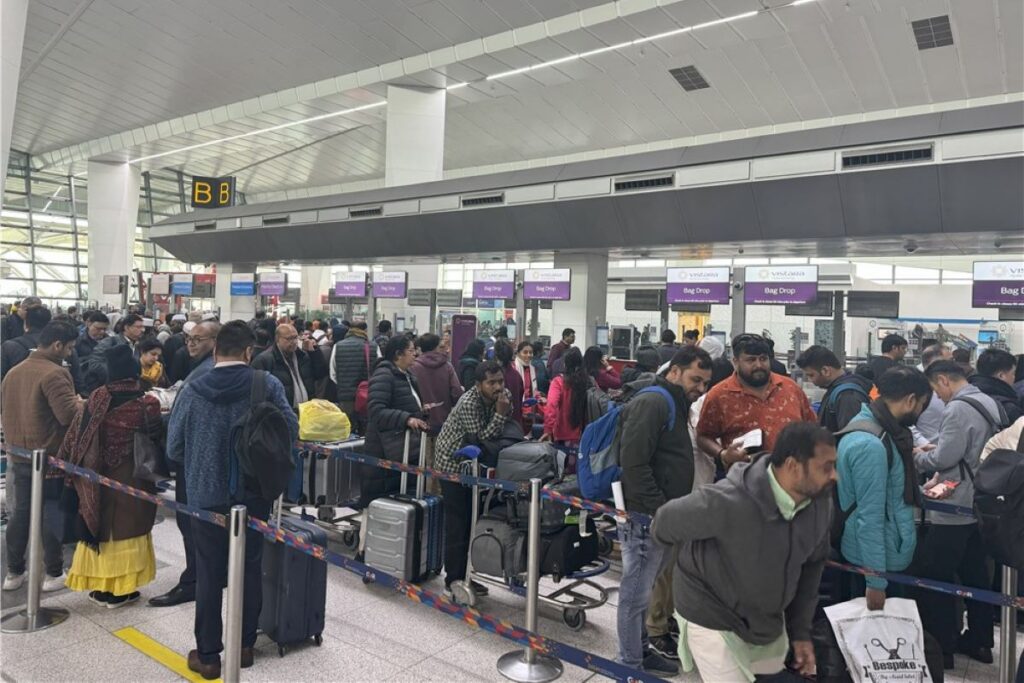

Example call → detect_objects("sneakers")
41 572 66 592
642 650 679 676
649 633 680 661
2 573 25 591
104 591 141 609
88 591 111 607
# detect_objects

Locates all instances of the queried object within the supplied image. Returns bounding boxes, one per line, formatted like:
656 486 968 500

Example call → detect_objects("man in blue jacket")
836 366 932 612
167 321 298 680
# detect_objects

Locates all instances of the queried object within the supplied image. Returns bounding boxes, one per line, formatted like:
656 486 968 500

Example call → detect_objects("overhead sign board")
334 272 367 298
259 272 287 296
436 289 464 308
472 270 515 300
523 269 571 301
230 273 256 296
171 273 194 296
624 289 663 312
972 261 1024 308
666 267 731 305
744 265 818 305
150 273 170 296
372 271 408 299
407 289 434 307
191 176 236 209
192 273 216 298
102 274 124 295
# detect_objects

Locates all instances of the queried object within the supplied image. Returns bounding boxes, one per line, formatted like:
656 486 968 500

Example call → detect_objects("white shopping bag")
824 598 934 683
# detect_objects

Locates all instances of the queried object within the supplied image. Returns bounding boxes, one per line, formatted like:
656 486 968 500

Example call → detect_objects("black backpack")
829 419 892 550
230 371 294 501
973 427 1024 570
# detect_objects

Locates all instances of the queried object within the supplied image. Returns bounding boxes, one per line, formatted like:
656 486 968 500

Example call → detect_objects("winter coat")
331 331 379 403
362 361 425 506
969 374 1024 424
543 375 583 443
458 356 480 390
409 351 463 430
82 334 136 393
837 405 917 590
251 344 328 411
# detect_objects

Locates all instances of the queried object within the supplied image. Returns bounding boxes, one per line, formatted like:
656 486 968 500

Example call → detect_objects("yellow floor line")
113 626 221 683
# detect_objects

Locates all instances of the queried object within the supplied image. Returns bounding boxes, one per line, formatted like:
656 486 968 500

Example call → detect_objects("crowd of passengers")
2 297 1024 681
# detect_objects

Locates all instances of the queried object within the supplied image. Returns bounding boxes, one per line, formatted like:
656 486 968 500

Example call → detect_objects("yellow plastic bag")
298 400 352 442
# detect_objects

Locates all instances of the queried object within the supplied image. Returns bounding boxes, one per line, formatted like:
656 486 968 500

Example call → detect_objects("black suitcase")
260 502 328 657
539 515 599 581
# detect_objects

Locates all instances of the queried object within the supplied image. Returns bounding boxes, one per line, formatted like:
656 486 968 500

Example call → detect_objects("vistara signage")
744 266 819 305
973 261 1024 308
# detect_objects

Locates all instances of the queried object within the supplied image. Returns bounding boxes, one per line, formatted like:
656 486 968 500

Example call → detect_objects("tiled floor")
1 515 1020 682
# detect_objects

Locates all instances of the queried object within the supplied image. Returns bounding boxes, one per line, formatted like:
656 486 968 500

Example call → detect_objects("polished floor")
0 511 1018 682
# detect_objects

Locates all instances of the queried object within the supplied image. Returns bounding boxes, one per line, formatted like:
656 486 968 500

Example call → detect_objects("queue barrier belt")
3 446 666 683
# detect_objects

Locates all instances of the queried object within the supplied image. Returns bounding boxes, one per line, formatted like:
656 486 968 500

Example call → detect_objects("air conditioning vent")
669 65 710 92
194 221 216 231
262 214 290 226
461 193 505 207
350 206 383 218
912 15 953 50
841 145 933 169
614 174 675 192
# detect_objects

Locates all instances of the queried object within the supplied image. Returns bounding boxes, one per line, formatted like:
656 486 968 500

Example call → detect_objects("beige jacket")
981 416 1024 461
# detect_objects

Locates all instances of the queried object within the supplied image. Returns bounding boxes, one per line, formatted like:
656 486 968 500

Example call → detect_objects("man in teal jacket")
836 366 932 611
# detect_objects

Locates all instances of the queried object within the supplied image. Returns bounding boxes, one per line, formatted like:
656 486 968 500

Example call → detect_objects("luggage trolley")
450 447 609 631
295 437 366 549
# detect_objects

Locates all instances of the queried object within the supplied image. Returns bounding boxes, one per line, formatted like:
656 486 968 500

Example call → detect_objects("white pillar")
87 161 141 307
214 263 257 322
384 86 445 187
1 0 28 179
551 253 609 350
300 266 332 313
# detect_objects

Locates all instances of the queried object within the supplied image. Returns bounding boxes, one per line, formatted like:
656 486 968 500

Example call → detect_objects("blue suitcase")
260 502 327 657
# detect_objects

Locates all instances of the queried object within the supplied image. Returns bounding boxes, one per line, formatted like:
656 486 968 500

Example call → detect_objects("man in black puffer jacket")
969 348 1024 424
251 323 328 412
360 335 429 508
330 321 379 432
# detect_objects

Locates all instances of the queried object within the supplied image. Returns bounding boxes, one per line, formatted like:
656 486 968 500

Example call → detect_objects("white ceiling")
12 0 1024 195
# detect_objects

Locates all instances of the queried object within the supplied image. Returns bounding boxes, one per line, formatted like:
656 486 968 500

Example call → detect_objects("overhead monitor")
977 330 998 344
847 291 900 319
785 297 834 317
972 261 1024 308
624 289 663 312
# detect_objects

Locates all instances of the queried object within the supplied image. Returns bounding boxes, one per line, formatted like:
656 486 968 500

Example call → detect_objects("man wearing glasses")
182 321 219 383
697 334 816 474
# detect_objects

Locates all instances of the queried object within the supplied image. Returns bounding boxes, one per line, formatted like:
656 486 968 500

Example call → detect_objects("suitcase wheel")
342 530 358 550
314 634 323 646
278 645 286 658
362 576 373 585
597 535 613 558
562 608 586 631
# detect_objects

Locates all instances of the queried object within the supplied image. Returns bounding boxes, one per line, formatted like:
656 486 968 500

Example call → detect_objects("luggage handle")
274 494 283 529
415 433 428 499
400 430 411 496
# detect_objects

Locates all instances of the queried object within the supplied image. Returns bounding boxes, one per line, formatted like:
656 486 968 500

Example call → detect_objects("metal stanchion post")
2 449 70 633
999 566 1018 683
497 478 563 682
222 505 247 683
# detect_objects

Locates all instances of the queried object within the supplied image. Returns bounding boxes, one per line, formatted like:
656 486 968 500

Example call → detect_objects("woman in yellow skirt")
58 344 161 608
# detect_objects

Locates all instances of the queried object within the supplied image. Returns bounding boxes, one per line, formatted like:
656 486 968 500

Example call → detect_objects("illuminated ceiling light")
789 0 817 5
128 101 388 164
445 82 470 91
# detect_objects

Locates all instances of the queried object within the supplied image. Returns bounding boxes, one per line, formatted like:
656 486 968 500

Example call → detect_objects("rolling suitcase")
260 498 328 657
364 432 444 582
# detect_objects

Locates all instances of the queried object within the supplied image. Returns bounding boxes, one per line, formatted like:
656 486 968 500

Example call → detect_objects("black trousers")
440 480 472 588
191 498 270 665
910 523 994 655
174 468 196 590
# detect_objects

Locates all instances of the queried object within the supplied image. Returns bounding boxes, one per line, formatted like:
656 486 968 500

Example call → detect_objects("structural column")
0 0 28 179
384 85 445 187
214 262 258 322
551 253 608 350
300 266 332 313
86 161 141 307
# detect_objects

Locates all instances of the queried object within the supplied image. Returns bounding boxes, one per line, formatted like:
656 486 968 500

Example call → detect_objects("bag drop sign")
825 598 934 683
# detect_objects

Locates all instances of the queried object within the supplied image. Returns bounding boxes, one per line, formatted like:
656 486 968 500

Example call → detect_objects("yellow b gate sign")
191 176 235 208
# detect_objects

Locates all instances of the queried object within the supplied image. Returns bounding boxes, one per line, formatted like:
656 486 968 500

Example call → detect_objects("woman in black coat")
360 335 429 507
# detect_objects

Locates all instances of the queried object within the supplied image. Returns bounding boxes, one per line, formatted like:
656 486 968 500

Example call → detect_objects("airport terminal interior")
1 0 1023 681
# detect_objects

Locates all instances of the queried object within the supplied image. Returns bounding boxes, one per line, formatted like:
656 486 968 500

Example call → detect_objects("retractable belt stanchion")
1 449 70 634
1000 566 1019 683
497 477 563 683
222 505 247 683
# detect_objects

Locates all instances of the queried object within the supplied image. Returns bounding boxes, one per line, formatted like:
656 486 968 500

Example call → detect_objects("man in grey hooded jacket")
652 421 835 681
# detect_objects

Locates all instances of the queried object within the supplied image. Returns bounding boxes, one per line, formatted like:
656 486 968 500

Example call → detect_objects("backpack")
577 386 676 501
950 395 1009 484
972 427 1024 570
229 371 295 501
823 382 871 429
585 383 610 424
830 419 892 550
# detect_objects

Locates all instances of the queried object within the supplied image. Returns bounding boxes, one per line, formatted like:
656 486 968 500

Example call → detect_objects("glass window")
1 227 30 244
855 263 893 283
34 247 77 265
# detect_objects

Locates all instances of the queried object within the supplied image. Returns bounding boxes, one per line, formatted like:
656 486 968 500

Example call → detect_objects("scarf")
514 356 538 398
141 360 163 385
58 379 145 551
347 327 369 341
868 398 922 507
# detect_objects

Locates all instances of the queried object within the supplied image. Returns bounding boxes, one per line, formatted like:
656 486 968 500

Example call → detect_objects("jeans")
911 523 994 654
440 479 472 587
6 461 64 577
191 498 271 665
617 519 668 667
173 468 196 591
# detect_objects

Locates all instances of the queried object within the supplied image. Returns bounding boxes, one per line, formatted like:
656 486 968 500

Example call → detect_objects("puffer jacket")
361 360 425 506
836 405 916 590
409 350 463 430
332 331 379 403
251 344 327 411
458 356 480 391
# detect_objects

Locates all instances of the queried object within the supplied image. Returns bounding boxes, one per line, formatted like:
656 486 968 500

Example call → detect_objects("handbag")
133 408 169 483
354 342 371 418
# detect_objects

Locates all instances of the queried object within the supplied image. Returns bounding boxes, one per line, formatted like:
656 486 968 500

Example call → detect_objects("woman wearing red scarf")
513 341 545 435
59 344 162 608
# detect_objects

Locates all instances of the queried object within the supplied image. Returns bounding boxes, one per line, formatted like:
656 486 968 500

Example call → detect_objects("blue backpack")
577 386 676 501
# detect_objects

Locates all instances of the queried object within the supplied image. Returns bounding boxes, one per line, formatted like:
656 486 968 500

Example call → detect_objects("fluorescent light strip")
486 5 803 83
128 100 387 164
